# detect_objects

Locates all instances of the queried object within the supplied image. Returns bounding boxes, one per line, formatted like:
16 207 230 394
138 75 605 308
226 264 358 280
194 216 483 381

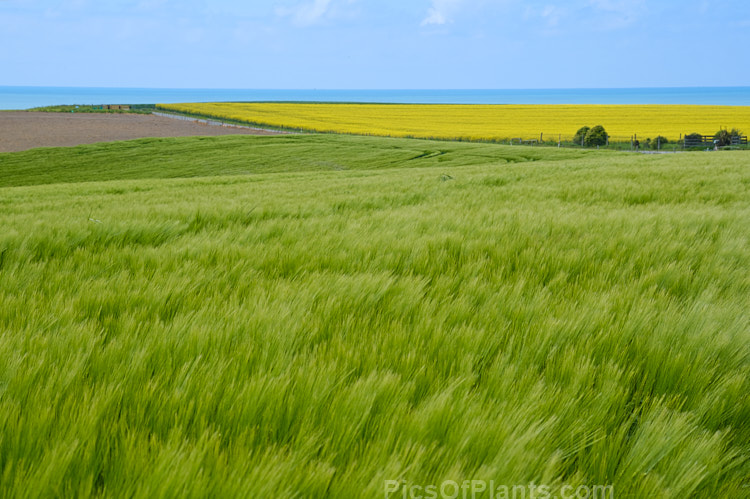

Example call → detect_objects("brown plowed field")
0 112 284 153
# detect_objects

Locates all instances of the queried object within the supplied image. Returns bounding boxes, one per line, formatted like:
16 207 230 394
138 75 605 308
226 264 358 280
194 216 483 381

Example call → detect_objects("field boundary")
152 111 293 134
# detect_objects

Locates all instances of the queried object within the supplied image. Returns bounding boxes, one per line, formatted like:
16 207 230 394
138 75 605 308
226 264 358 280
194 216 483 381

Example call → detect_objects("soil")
0 111 285 153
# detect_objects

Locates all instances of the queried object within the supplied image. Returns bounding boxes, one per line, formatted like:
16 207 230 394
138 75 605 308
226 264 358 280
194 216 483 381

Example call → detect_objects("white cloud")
421 0 464 26
521 3 567 34
588 0 646 26
421 8 446 26
277 0 333 27
540 4 562 27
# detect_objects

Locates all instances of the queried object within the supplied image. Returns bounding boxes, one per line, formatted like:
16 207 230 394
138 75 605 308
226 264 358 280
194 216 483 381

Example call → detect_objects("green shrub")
573 126 590 145
584 125 608 147
652 136 669 149
572 125 608 147
712 128 744 147
714 129 733 147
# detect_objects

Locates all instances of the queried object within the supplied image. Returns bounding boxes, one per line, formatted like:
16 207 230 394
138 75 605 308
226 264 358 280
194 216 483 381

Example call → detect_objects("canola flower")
158 102 750 143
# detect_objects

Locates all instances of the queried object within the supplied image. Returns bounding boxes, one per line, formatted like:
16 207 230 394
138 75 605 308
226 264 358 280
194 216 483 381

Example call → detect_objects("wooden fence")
683 134 747 148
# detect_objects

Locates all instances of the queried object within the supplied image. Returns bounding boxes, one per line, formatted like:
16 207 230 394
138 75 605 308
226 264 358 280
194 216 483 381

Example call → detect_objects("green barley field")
1 134 748 498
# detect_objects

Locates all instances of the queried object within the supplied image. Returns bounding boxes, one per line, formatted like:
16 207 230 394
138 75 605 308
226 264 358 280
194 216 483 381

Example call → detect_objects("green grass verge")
27 104 155 114
0 135 748 497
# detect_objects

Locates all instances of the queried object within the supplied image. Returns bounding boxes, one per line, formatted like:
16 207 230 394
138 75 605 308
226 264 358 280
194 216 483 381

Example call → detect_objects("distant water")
1 86 749 110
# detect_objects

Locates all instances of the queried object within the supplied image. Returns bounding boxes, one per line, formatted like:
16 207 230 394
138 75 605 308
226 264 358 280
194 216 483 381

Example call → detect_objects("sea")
1 86 749 110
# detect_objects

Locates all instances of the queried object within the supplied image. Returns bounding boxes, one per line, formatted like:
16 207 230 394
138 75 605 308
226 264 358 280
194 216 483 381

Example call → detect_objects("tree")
714 128 732 147
714 128 743 147
573 126 590 145
584 125 608 147
573 125 608 147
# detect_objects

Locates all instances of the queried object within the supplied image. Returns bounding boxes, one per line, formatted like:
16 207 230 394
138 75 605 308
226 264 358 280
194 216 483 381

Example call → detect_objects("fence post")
558 134 561 148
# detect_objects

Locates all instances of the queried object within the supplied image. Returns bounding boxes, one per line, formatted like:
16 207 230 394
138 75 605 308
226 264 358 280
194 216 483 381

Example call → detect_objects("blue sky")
1 0 748 89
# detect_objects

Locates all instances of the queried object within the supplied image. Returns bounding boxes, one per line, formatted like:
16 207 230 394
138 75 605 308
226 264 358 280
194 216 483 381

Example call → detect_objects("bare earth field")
0 111 284 152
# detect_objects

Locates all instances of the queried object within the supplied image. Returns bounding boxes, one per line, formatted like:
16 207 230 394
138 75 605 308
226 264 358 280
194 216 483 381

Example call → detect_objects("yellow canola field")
159 102 750 142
